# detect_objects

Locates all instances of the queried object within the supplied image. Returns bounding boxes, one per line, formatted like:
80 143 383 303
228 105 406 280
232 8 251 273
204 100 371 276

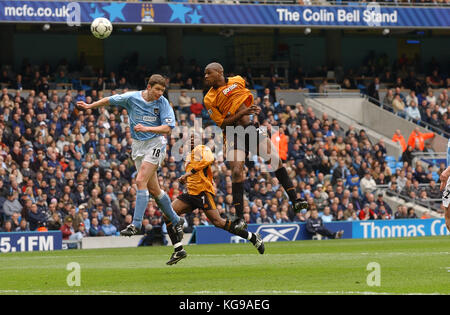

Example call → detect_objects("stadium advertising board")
193 221 352 245
192 219 449 244
0 1 448 28
0 231 62 253
352 218 450 239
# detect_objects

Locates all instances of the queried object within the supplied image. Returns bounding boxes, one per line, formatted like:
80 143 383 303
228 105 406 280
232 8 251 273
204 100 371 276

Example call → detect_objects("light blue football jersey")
109 91 175 141
447 138 450 167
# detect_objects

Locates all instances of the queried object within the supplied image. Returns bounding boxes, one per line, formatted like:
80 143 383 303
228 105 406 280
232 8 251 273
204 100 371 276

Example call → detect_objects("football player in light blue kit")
76 74 184 238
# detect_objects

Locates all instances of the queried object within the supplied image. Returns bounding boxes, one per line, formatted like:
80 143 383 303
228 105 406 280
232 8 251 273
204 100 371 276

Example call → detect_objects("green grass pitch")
0 236 448 295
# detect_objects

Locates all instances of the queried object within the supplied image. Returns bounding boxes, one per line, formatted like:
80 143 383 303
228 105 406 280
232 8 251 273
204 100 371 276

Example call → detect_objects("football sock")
132 189 149 229
155 191 180 225
232 182 244 219
224 218 251 240
274 167 297 202
165 221 184 252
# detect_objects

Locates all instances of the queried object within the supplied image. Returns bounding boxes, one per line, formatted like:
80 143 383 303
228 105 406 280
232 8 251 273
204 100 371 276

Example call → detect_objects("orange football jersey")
203 76 254 127
185 145 215 196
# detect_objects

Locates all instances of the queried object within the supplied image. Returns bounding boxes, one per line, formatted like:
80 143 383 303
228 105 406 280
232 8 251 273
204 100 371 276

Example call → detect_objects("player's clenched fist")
178 174 189 185
134 123 149 132
243 104 260 115
76 101 91 110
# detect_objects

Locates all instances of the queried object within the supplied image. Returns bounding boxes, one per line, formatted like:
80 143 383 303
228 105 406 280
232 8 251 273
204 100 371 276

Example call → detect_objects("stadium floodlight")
382 28 390 35
42 24 51 31
304 28 311 35
135 25 143 32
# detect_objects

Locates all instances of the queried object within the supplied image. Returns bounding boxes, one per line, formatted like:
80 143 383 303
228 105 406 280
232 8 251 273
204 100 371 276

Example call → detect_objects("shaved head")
205 62 224 74
204 62 225 88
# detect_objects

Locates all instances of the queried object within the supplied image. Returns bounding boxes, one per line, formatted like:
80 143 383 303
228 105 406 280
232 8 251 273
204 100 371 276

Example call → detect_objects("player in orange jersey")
203 62 308 231
164 135 265 265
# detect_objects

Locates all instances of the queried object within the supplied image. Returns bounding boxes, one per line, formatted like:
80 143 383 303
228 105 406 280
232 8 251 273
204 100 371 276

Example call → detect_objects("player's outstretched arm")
76 97 110 110
134 123 172 135
178 173 191 185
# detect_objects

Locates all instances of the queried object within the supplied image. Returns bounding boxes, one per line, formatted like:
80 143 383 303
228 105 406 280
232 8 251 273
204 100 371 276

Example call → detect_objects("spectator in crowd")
15 218 30 232
306 209 343 240
189 97 203 117
359 203 377 220
383 89 395 108
319 206 333 223
367 77 380 101
392 94 406 117
392 129 407 152
360 170 377 195
401 145 415 166
60 216 74 240
405 101 421 122
100 216 117 236
178 90 191 116
407 128 435 151
89 217 103 236
406 90 418 107
394 205 407 219
407 207 418 219
2 191 22 221
0 220 13 232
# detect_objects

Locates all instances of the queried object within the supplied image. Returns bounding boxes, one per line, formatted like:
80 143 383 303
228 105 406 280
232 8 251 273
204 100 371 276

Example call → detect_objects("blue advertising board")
352 218 450 239
0 1 448 28
0 231 63 253
191 218 449 244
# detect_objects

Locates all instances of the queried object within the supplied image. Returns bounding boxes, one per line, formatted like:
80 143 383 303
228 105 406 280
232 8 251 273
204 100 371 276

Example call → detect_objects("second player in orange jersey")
164 135 265 265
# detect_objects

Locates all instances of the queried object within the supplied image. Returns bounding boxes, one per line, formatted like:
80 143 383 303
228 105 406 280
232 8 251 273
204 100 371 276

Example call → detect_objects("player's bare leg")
445 205 450 232
120 160 155 236
205 209 264 254
228 148 248 231
259 134 308 213
164 199 191 265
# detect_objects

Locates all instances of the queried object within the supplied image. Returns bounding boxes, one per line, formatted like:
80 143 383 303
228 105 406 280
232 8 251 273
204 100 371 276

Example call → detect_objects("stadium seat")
432 172 439 182
385 156 397 163
388 162 397 170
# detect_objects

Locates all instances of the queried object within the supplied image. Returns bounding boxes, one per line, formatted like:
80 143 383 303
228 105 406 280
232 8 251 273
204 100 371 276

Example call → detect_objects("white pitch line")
0 289 446 295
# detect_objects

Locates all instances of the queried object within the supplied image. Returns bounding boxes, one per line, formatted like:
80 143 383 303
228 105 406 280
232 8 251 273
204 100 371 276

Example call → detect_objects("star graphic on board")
188 10 202 24
89 4 105 20
103 3 126 22
168 4 192 24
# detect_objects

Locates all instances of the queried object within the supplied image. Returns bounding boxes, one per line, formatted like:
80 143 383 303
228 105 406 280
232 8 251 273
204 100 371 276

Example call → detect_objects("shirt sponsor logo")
222 83 238 96
143 116 157 122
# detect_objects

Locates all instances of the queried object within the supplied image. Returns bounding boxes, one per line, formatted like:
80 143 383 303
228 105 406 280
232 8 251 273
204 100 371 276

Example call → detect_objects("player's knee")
211 217 224 228
136 177 148 189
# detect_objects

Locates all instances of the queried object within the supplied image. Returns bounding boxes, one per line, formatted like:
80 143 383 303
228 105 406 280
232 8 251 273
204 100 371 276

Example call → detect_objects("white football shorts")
442 177 450 208
132 136 167 171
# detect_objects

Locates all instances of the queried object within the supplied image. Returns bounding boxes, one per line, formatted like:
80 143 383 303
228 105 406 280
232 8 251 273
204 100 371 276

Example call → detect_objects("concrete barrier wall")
168 89 205 107
304 97 403 158
81 235 142 249
275 91 447 154
312 97 447 153
80 233 192 249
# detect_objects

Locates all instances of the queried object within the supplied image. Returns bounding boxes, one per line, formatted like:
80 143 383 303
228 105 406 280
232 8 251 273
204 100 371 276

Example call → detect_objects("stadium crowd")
0 57 447 242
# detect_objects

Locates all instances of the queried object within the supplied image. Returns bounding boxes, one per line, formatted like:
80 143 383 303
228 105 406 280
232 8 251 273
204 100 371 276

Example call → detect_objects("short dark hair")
148 74 166 88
